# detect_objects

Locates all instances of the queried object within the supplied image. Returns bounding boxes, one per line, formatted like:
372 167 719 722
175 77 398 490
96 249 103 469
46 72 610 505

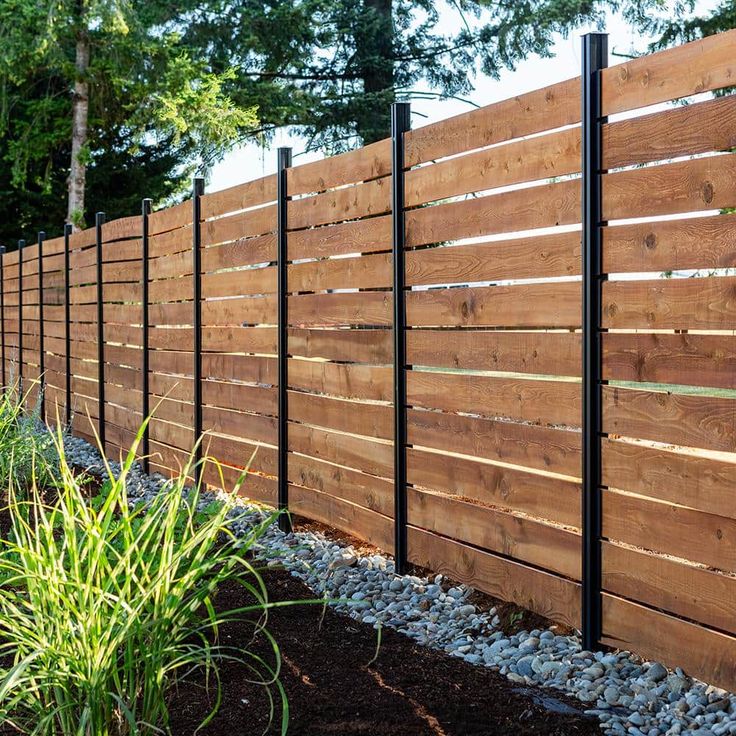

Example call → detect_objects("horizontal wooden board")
202 266 276 298
289 485 394 553
604 93 736 170
201 295 276 327
407 370 580 427
602 489 736 573
407 448 581 528
406 231 581 286
149 200 191 236
201 234 275 272
602 276 736 330
602 437 736 520
202 405 277 444
408 408 581 477
406 329 581 377
603 154 736 221
406 281 580 329
202 379 276 416
289 453 393 518
603 213 736 274
603 332 736 389
201 174 277 220
287 215 391 261
288 327 392 364
202 205 276 247
406 127 581 207
404 77 581 167
289 176 390 230
202 353 276 384
288 359 392 401
288 391 393 440
603 542 736 636
601 28 736 115
603 384 736 453
288 252 391 293
288 138 391 196
601 593 736 694
288 423 393 478
406 178 580 248
289 291 391 327
202 326 277 354
408 526 580 629
408 489 580 579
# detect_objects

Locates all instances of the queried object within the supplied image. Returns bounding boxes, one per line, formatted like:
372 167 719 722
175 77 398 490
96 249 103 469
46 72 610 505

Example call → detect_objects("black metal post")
0 246 5 389
37 231 45 420
18 239 24 394
141 199 152 473
392 102 411 574
192 178 204 485
96 212 106 451
64 224 72 426
277 147 292 533
581 32 608 652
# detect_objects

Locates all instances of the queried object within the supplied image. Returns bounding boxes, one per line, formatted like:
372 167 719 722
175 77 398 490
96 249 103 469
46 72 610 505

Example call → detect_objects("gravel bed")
64 434 736 736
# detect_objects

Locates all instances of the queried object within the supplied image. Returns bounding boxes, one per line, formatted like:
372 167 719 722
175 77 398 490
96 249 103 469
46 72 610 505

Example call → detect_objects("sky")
209 2 719 192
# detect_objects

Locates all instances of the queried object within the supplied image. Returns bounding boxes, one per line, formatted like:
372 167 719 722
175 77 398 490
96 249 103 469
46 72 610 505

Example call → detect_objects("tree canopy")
0 0 727 243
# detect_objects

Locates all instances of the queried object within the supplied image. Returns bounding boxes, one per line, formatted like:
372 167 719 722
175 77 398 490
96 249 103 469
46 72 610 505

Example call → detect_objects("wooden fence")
3 28 736 691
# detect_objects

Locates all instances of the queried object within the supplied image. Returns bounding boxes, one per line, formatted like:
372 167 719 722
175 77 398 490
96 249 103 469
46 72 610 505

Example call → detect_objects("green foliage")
0 422 285 735
0 381 57 495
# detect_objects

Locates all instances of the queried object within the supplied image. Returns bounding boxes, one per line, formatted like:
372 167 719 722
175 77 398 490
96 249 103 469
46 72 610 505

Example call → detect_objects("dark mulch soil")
169 566 599 736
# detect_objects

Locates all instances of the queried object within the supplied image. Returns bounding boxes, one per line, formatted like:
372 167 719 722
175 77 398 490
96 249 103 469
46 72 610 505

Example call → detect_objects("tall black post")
277 147 292 533
192 178 204 485
392 102 411 574
17 239 24 394
64 224 72 426
37 231 46 420
141 199 152 473
0 246 5 389
96 212 106 451
581 32 608 652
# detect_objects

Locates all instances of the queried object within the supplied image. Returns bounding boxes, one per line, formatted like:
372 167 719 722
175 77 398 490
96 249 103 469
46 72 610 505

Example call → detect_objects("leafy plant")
0 380 57 496
0 420 286 735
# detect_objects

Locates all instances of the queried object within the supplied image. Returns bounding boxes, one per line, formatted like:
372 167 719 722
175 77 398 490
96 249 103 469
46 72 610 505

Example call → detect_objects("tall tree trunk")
355 0 394 144
67 5 89 230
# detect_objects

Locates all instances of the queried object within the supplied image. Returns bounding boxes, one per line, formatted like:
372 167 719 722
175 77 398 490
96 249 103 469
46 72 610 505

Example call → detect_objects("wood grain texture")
289 453 394 518
288 390 393 440
408 408 581 477
603 542 736 636
201 379 277 416
287 138 391 196
406 281 580 329
603 213 736 274
289 291 392 327
408 488 581 579
406 231 581 286
404 77 581 167
288 423 393 478
602 276 736 330
288 327 392 364
602 437 736 519
408 526 580 629
200 174 277 220
603 332 736 389
202 353 277 384
603 489 736 572
287 215 391 261
407 370 581 427
201 265 277 298
603 154 736 221
289 176 390 230
604 94 736 170
406 127 581 207
407 447 581 528
288 358 392 401
289 485 394 553
202 205 276 246
202 405 277 445
406 329 581 376
288 252 392 293
601 28 736 115
201 326 277 354
202 234 275 272
406 178 580 248
601 593 736 693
